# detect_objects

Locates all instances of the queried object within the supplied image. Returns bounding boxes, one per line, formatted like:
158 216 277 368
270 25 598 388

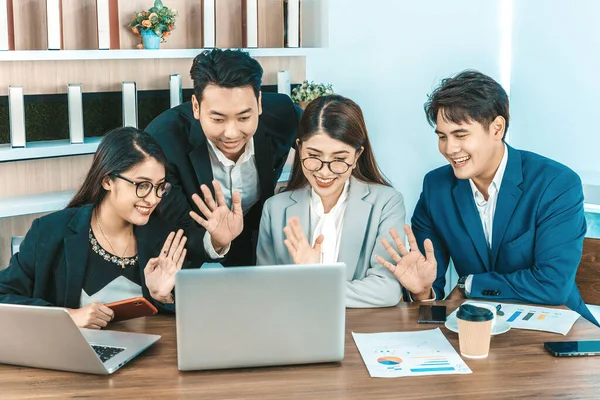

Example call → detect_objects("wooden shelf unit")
5 0 328 51
0 0 328 267
0 48 323 62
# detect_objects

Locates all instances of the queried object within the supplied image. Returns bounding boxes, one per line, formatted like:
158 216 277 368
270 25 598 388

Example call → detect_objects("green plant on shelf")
127 0 178 46
291 80 334 106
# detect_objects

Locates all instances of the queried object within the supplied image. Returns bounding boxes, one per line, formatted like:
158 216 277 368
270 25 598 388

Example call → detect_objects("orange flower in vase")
127 0 178 49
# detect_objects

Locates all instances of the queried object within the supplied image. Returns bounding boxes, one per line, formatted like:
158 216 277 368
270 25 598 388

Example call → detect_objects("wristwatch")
457 276 467 297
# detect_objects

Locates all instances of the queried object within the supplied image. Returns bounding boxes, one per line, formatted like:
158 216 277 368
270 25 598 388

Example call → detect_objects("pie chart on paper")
377 356 403 365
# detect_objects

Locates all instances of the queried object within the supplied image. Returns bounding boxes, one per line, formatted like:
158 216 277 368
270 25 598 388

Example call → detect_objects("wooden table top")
2 300 600 400
578 237 600 305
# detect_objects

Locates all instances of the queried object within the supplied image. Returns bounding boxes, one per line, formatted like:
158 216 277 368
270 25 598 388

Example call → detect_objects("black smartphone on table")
544 341 600 357
418 305 447 324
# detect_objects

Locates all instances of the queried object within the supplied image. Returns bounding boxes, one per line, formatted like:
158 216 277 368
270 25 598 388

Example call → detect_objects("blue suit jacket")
412 145 598 326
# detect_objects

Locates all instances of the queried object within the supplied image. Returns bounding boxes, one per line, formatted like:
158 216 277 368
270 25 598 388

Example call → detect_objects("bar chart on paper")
352 328 472 378
408 355 457 373
375 352 456 373
461 301 580 335
506 309 554 323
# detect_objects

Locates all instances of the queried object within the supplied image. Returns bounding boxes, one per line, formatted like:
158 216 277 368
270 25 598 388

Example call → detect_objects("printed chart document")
352 328 471 378
585 304 600 324
452 301 580 335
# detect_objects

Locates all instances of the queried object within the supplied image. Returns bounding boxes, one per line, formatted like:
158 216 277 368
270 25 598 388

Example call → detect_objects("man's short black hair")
190 49 263 101
424 70 510 133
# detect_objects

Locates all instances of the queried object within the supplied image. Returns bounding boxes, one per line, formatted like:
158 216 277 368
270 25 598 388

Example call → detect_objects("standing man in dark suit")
146 49 299 266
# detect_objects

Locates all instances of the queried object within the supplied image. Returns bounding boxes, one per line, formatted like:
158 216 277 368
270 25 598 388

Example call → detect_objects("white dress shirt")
203 138 261 258
465 143 509 294
309 181 350 263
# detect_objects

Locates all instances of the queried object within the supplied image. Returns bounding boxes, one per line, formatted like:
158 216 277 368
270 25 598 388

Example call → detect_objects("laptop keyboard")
91 345 125 363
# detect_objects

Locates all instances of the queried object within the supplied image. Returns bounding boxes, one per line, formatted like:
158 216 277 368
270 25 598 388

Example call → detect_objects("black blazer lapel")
253 122 275 202
188 119 214 194
135 220 165 301
189 144 214 194
452 179 491 271
187 118 215 196
63 205 93 308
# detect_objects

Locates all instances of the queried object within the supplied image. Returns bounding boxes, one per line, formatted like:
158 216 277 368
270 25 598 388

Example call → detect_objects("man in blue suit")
379 70 597 325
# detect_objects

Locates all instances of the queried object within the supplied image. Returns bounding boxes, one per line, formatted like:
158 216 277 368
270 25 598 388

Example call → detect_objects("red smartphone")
105 297 158 322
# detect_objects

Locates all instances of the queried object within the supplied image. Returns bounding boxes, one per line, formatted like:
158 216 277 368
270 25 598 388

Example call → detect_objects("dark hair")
190 49 263 101
286 95 390 191
67 127 168 208
424 70 510 135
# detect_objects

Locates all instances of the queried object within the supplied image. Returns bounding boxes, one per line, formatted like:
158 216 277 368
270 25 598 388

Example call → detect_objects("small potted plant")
291 80 334 109
127 0 178 49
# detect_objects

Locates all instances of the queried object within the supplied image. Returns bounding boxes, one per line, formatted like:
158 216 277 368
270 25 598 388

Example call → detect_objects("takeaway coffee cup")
466 302 497 330
457 304 494 359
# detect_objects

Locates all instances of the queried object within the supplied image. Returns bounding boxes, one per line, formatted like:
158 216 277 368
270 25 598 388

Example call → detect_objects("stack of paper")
96 0 110 50
242 0 258 48
122 82 138 128
67 84 84 144
0 0 13 51
203 0 215 48
284 0 300 48
46 0 62 50
169 74 182 109
277 70 291 96
8 85 25 148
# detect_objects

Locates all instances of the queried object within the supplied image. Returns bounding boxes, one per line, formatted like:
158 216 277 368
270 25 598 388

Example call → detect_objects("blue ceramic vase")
141 30 161 49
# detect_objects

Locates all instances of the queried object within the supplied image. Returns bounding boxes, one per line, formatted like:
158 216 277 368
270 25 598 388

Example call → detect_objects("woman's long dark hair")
286 94 390 191
67 127 168 208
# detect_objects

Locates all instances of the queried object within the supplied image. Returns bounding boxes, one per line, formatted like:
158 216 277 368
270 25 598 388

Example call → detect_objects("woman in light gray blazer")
257 95 405 307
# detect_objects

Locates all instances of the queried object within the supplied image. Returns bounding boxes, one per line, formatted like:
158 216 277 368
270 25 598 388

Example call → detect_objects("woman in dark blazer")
0 127 187 329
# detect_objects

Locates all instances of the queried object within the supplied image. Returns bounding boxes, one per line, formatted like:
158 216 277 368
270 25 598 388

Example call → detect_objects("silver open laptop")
175 263 346 371
0 303 160 375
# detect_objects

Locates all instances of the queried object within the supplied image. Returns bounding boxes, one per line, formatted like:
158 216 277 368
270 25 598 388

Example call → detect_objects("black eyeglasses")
301 157 354 174
112 174 172 198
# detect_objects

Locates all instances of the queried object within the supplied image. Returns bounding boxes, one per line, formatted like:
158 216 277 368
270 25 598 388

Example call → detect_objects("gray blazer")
257 177 405 308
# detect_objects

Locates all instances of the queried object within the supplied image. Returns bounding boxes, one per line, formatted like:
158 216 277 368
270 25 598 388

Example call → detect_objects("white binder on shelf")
0 0 14 51
285 0 300 48
169 74 182 108
203 0 215 48
46 0 62 50
96 0 110 50
122 82 138 128
277 70 291 97
11 236 23 256
8 86 26 148
68 84 84 144
243 0 258 48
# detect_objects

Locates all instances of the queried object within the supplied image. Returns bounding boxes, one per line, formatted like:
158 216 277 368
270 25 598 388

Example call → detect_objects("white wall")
510 0 600 187
307 0 505 217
